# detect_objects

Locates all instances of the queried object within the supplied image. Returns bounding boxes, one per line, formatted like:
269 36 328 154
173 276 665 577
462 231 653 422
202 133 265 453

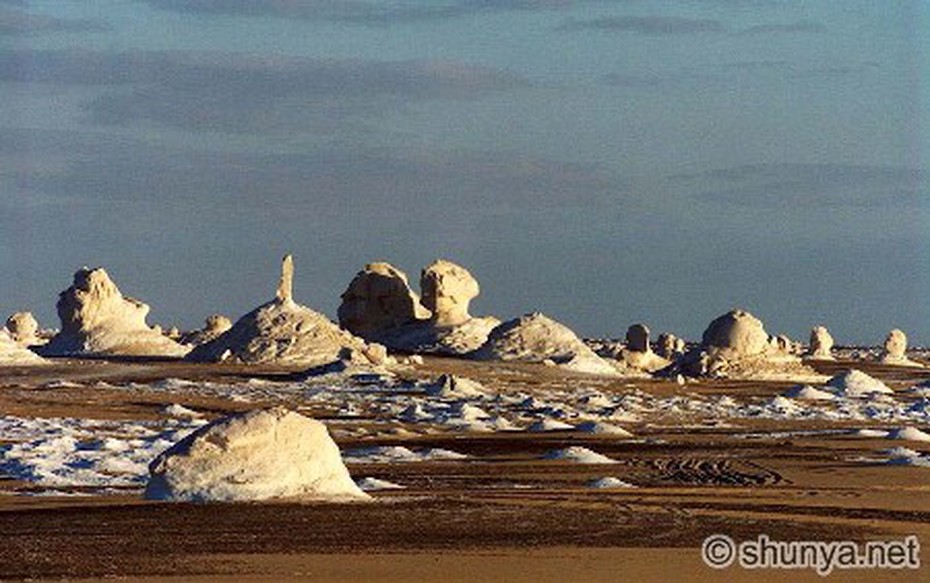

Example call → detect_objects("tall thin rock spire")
276 254 294 303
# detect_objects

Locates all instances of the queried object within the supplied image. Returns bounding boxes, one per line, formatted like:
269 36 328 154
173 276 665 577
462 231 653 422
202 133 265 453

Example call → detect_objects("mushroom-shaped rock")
179 314 233 346
702 309 769 357
674 309 822 381
420 259 479 327
808 326 834 360
880 329 921 367
625 324 650 353
145 407 368 502
337 259 499 356
0 329 46 365
5 312 39 346
42 267 188 357
338 262 428 336
187 255 375 367
619 323 670 373
473 312 618 375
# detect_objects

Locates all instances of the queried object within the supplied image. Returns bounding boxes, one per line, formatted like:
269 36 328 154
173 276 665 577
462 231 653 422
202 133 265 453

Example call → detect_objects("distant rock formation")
420 259 479 326
880 329 922 367
338 262 428 336
674 309 822 381
472 312 618 375
188 255 382 367
618 323 670 373
807 326 834 360
337 259 499 356
655 332 686 360
4 312 40 346
145 407 368 502
179 314 232 346
0 329 46 365
41 267 188 358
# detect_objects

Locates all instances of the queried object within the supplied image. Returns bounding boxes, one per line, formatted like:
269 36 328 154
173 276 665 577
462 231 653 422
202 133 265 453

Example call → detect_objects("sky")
1 0 928 345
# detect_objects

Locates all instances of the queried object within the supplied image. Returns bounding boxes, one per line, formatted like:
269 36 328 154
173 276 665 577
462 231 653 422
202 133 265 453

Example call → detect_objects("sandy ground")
0 357 928 581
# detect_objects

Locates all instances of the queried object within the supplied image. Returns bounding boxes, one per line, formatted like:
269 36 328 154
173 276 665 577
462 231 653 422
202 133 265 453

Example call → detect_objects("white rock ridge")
472 312 618 375
188 255 379 367
42 267 188 358
145 407 368 502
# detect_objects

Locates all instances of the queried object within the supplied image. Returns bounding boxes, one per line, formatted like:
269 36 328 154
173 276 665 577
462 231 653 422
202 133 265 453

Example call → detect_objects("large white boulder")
145 407 368 502
42 267 188 357
4 312 40 346
880 329 921 367
188 255 378 367
473 312 618 375
420 259 479 327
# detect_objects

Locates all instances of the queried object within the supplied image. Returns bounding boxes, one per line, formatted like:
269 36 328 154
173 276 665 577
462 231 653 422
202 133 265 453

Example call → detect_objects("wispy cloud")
137 0 581 24
560 15 726 35
0 6 109 34
670 163 926 208
0 49 527 134
736 21 826 35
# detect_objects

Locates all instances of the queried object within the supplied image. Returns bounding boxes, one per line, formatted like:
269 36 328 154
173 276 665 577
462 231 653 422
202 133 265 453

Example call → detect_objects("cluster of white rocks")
338 259 499 356
187 255 384 368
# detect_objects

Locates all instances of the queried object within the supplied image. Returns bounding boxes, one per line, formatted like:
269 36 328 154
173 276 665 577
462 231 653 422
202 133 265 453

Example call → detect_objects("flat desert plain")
0 357 928 582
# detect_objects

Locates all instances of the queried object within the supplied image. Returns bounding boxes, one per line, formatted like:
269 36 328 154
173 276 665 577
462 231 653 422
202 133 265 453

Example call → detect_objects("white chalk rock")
702 309 769 357
338 262 429 336
880 329 921 367
825 369 893 397
655 332 685 359
619 323 670 373
145 407 368 502
42 267 188 357
188 255 375 367
808 326 834 360
4 312 40 346
420 259 479 327
473 312 618 376
339 259 498 356
0 329 46 365
179 314 232 346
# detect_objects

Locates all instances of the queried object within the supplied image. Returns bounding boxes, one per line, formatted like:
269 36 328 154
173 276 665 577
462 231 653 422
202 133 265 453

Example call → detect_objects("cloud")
137 0 580 24
736 21 826 35
559 15 727 35
0 128 615 211
0 49 527 133
670 164 926 208
0 6 109 34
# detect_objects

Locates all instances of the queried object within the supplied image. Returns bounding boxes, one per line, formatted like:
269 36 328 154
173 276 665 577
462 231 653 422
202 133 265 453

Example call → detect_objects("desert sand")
0 354 928 582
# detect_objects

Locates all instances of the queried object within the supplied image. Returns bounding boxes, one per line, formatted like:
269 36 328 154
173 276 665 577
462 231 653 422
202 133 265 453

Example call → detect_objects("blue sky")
1 0 928 345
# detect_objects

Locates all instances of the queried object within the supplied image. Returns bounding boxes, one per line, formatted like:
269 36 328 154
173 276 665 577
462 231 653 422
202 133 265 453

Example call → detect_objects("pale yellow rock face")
5 312 39 346
883 329 907 359
655 332 685 359
420 259 480 327
43 267 188 357
338 262 427 336
808 326 834 360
